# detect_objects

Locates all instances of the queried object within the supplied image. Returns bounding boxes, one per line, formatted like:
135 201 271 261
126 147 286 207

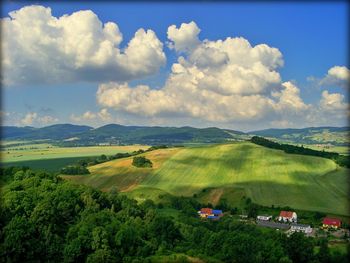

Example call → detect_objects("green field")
63 142 349 216
1 143 148 163
2 157 91 172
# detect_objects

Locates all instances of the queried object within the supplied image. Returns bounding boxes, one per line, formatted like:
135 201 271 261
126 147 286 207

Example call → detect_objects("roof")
207 215 218 219
200 208 212 214
256 220 290 230
279 211 295 218
212 209 223 214
323 217 341 227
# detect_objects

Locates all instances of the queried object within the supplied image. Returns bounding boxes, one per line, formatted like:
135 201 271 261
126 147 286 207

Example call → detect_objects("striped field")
63 142 349 216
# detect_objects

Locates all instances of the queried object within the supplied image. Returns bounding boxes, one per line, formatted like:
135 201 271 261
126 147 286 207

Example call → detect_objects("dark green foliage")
0 167 348 263
317 239 330 263
132 156 153 168
284 232 314 263
60 165 90 175
251 136 349 167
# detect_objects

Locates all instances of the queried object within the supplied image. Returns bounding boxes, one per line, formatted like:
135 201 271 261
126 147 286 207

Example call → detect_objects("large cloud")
97 22 309 124
1 5 166 85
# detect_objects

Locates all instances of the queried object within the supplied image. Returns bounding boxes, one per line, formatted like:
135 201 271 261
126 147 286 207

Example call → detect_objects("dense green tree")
0 167 348 263
284 232 314 263
132 156 153 168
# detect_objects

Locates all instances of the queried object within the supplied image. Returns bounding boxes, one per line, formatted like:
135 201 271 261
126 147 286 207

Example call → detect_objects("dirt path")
209 188 224 205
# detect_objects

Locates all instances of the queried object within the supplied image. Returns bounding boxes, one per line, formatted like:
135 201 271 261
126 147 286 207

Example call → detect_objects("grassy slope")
62 148 181 192
65 142 349 215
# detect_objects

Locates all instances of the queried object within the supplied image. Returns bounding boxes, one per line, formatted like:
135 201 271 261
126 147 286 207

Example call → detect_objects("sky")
1 1 349 131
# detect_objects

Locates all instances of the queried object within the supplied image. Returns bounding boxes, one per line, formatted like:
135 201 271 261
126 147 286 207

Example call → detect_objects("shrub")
132 156 153 168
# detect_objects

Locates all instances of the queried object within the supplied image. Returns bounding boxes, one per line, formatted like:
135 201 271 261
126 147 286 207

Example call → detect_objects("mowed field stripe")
65 142 349 215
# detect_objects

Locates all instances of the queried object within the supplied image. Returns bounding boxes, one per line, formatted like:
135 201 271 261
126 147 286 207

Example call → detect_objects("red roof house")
200 208 212 215
322 217 341 228
278 211 297 222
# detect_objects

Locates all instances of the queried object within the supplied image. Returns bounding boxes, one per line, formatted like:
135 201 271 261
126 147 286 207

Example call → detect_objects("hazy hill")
2 124 348 145
1 123 246 144
3 124 93 140
249 126 349 146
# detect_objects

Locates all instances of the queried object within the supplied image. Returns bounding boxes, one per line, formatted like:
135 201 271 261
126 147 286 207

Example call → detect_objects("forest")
0 167 348 263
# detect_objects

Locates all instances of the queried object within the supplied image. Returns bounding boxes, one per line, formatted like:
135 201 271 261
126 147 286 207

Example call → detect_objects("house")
322 217 341 229
198 208 223 219
256 220 290 230
212 209 223 217
278 211 297 223
198 208 212 218
257 215 272 221
290 224 312 234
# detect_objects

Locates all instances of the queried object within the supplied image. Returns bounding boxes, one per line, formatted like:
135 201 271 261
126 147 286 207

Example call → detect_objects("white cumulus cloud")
19 112 58 126
97 22 308 124
1 5 166 86
70 109 112 123
318 66 350 88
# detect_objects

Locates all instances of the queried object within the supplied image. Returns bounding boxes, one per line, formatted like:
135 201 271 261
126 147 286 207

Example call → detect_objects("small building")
257 215 272 221
278 211 297 223
198 208 223 220
212 209 223 217
198 208 212 218
256 220 290 230
290 223 312 234
322 217 341 229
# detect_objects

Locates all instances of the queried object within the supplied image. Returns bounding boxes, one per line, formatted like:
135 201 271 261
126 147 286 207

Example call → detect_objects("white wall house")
278 211 297 223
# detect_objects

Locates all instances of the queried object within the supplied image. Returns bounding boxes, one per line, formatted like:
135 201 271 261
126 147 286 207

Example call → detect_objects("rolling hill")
2 124 93 140
249 126 349 146
63 142 349 216
2 124 348 146
2 123 246 144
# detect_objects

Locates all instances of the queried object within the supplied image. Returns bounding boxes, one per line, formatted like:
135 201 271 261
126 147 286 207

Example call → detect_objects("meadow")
1 142 148 163
64 142 349 216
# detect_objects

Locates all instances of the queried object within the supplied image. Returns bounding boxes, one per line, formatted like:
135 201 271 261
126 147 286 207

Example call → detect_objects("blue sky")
1 1 349 130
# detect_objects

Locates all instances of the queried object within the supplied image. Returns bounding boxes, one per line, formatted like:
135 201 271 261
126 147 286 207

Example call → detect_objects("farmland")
1 142 148 162
63 142 349 216
0 141 149 171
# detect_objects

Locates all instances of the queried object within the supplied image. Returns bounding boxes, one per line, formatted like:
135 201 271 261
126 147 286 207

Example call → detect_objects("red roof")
279 211 294 218
323 217 341 227
200 208 212 214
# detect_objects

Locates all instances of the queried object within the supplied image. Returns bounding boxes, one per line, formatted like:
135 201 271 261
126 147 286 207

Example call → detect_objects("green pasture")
1 144 149 163
1 157 90 172
69 142 349 216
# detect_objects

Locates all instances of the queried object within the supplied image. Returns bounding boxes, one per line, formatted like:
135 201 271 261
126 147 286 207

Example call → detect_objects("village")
198 207 349 240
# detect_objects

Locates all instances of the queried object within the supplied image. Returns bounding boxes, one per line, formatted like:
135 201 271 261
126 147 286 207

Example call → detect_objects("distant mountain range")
1 124 349 146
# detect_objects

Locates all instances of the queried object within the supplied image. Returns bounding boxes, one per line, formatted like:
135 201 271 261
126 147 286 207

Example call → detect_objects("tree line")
0 167 348 262
250 136 350 168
